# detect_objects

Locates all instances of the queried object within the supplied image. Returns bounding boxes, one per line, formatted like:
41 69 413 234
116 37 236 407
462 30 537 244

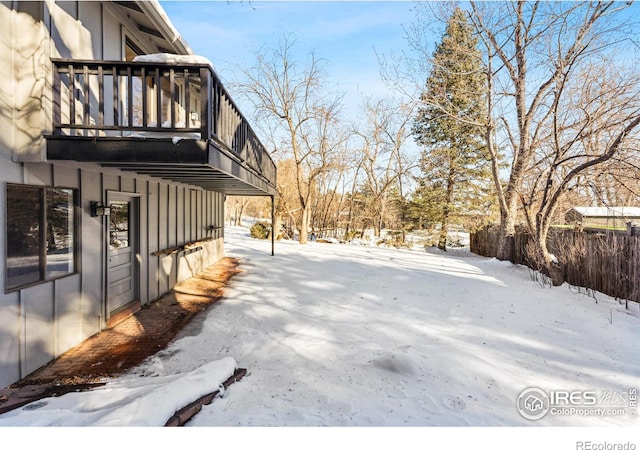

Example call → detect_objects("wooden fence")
470 225 640 304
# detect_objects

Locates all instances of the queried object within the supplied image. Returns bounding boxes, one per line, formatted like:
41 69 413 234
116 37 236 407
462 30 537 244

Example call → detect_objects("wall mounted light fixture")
90 201 111 217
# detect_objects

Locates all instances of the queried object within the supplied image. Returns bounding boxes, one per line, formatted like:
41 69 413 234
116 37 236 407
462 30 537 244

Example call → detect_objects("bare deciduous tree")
235 35 345 244
353 97 416 238
467 1 640 283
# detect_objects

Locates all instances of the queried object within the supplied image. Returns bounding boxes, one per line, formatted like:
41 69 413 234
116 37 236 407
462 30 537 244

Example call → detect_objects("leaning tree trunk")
496 222 514 261
496 194 519 261
535 217 565 286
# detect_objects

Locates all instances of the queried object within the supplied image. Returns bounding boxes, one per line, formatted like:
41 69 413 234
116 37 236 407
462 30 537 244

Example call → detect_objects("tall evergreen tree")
412 7 492 250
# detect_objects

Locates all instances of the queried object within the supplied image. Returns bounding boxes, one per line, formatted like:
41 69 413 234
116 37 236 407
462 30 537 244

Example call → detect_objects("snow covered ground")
2 226 638 446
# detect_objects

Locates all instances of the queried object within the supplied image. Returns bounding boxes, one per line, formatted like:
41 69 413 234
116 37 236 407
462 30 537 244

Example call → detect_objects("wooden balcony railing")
51 58 276 185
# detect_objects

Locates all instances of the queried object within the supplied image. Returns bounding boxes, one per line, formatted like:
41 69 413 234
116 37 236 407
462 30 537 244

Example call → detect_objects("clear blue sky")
159 1 425 116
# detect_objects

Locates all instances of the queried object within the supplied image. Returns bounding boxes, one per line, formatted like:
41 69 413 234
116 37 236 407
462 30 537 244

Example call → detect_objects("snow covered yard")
1 226 638 436
187 227 639 427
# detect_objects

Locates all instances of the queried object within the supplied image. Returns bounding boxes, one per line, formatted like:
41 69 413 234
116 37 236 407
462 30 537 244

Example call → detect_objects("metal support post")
271 195 275 256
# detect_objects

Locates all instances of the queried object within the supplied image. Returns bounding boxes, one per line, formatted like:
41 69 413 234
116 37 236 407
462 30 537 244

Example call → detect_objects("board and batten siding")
0 1 229 389
0 160 226 387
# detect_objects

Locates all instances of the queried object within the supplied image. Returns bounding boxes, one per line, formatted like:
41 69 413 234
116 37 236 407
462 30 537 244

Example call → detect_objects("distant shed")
565 206 640 228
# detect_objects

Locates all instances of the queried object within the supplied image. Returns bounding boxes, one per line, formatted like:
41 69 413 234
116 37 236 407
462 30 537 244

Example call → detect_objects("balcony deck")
46 59 276 196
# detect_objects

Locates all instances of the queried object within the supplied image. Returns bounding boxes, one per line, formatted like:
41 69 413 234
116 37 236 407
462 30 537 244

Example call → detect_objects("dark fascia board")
138 24 165 40
46 136 208 163
113 1 144 13
134 0 192 55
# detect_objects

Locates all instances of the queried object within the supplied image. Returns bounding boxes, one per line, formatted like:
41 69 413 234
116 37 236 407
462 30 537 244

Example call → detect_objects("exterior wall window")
6 184 77 291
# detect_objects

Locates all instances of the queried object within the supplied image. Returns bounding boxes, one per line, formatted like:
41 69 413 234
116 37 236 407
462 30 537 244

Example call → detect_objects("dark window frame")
5 183 80 293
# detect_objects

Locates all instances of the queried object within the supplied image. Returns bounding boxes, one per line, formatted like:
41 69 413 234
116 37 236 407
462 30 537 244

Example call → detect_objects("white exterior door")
107 193 139 317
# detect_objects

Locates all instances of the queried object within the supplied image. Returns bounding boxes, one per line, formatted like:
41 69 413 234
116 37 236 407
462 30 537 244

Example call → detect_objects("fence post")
627 222 639 236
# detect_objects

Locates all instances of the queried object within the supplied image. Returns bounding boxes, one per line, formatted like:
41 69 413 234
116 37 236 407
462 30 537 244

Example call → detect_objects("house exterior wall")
565 209 640 228
6 0 177 162
0 159 226 385
581 217 640 228
0 1 228 388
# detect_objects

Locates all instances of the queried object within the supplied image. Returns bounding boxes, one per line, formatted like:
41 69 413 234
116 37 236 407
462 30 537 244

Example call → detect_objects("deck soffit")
45 136 276 196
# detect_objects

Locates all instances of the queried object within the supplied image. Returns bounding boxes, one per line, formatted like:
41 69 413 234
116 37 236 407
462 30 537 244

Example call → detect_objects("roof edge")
135 0 193 55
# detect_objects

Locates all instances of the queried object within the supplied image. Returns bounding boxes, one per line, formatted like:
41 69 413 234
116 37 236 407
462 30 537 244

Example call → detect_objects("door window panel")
109 201 130 250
